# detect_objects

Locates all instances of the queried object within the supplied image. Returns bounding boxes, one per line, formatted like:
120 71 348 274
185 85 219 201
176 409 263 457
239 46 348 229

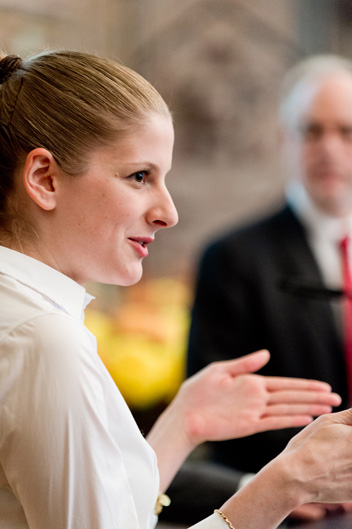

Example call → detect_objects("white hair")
279 54 352 130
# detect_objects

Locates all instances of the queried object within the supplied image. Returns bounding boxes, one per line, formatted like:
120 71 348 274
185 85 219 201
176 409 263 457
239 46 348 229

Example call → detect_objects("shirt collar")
286 181 352 243
0 246 94 320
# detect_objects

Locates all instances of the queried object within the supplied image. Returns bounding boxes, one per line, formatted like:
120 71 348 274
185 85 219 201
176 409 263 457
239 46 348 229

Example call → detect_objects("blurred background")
2 0 352 422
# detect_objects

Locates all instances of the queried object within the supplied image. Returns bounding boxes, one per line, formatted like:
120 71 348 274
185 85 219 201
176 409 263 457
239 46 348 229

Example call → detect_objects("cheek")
300 147 317 174
113 195 142 222
343 155 352 171
95 201 135 238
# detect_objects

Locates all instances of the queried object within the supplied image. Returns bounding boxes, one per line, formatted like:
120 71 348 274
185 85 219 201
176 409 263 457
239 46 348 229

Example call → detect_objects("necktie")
340 236 352 404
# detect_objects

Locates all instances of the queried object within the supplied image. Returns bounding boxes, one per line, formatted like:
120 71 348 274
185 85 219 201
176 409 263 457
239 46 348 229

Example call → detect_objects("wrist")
263 455 311 512
147 396 198 492
159 384 204 450
220 458 307 529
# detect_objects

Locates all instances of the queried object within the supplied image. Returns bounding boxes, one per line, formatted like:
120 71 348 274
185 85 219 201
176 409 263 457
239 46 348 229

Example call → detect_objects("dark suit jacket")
187 204 348 473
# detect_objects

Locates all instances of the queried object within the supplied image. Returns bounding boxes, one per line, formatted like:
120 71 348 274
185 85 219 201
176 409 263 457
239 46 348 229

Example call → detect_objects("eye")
299 123 323 141
129 170 149 184
340 126 352 141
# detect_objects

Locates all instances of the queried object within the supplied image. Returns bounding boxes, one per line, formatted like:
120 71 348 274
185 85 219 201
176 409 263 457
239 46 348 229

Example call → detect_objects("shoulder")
216 205 296 245
0 310 109 426
25 311 90 351
0 274 82 341
202 204 301 258
2 310 96 383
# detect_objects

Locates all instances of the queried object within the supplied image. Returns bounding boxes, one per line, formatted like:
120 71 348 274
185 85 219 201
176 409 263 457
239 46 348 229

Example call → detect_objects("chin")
315 196 349 217
91 262 144 287
115 267 144 287
121 277 143 287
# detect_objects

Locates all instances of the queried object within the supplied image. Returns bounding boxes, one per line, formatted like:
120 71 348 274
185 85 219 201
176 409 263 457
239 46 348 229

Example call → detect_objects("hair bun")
0 54 22 84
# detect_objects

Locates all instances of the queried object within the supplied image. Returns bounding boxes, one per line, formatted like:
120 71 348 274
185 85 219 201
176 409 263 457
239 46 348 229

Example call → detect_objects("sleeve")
189 513 229 528
0 312 144 529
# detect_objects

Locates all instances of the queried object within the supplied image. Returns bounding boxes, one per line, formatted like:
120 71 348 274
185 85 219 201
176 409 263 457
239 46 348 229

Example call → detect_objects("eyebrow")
117 160 173 175
123 162 157 170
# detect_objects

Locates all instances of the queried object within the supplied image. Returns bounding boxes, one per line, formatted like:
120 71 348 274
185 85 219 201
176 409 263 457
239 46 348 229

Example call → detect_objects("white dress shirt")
287 181 352 290
0 247 226 529
0 246 161 529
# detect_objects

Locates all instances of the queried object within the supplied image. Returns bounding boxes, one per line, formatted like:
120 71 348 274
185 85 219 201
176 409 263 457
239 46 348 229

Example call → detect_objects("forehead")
297 73 352 125
87 113 174 169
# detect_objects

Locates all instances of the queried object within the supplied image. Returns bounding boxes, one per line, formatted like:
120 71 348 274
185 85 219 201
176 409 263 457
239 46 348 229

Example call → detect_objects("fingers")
289 503 330 521
340 502 352 512
329 407 352 425
218 350 270 377
263 403 335 417
265 376 333 392
257 415 315 431
257 401 347 432
267 389 341 407
290 502 350 521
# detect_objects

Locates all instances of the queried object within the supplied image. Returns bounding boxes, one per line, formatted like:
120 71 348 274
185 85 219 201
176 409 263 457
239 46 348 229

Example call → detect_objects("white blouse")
0 246 225 529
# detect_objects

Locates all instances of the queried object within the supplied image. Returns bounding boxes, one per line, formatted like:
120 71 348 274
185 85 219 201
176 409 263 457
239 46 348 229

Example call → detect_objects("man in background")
162 54 352 526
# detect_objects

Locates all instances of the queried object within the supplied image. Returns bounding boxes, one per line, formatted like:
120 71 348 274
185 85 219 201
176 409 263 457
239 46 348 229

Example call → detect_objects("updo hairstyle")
0 50 170 236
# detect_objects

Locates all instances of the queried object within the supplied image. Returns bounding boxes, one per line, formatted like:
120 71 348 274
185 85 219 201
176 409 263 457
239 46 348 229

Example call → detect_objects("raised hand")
175 349 341 445
148 349 341 493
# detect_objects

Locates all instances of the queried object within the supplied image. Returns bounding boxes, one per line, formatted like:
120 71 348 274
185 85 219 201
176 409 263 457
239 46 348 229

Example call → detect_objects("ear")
22 148 60 211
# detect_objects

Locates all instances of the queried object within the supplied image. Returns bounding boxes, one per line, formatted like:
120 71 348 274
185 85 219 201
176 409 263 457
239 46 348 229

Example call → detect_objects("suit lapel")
274 205 344 353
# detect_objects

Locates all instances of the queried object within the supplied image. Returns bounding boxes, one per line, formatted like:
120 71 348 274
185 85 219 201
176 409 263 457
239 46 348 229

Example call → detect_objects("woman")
1 50 352 529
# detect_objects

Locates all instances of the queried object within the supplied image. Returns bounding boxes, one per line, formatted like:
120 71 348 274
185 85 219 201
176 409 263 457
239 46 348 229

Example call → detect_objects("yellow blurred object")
84 277 191 410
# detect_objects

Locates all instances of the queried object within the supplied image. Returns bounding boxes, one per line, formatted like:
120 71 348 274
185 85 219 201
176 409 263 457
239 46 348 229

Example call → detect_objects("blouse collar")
0 246 94 321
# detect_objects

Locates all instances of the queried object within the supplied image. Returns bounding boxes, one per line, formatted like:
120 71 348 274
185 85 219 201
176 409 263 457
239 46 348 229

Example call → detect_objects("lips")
128 237 154 258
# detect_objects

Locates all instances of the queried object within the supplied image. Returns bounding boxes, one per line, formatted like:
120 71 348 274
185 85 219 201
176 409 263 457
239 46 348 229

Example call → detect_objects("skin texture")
147 350 341 493
17 113 178 286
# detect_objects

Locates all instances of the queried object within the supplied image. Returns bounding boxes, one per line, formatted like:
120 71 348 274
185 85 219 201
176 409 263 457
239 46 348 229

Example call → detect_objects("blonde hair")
0 50 170 236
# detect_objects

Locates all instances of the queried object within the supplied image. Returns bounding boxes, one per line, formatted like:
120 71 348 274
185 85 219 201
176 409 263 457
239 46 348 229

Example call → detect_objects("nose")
149 186 179 230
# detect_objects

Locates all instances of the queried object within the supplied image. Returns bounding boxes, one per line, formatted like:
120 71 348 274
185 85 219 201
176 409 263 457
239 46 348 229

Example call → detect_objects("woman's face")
52 113 178 285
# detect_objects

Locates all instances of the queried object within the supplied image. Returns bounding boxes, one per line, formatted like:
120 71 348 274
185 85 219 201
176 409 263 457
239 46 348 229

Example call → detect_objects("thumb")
223 350 270 377
329 408 352 425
